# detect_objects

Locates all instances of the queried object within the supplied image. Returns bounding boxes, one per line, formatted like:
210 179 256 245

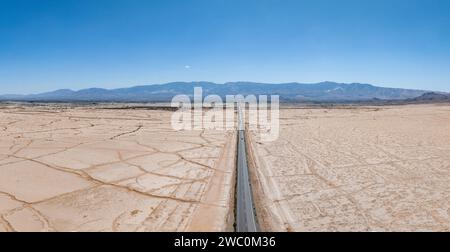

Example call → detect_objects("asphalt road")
236 105 259 232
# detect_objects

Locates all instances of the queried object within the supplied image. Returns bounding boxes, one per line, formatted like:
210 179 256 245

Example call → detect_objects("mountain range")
0 82 433 102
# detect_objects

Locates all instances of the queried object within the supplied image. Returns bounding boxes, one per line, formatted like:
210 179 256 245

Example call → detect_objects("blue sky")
1 0 450 94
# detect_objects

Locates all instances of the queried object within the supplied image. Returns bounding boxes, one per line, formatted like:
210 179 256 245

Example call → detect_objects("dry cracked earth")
0 103 236 232
1 103 450 232
250 104 450 231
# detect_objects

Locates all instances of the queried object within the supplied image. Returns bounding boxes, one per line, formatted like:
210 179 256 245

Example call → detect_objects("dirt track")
250 104 450 231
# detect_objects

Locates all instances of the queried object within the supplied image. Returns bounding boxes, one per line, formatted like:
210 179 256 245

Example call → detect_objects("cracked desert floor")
2 103 450 232
0 103 236 232
249 104 450 231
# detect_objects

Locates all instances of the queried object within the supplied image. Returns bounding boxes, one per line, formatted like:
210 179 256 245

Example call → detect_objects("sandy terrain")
0 103 236 232
249 104 450 231
3 102 450 232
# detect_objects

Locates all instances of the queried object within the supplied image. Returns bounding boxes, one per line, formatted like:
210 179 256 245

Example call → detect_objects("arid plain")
0 103 236 231
249 104 450 231
1 103 450 232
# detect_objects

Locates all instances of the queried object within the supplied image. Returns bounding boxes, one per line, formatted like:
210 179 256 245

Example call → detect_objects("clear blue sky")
1 0 450 94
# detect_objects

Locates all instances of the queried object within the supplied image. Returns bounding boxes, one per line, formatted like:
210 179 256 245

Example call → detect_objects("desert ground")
1 102 450 232
249 104 450 231
0 103 236 231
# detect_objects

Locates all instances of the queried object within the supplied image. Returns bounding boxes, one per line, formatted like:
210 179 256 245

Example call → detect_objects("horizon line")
0 80 433 96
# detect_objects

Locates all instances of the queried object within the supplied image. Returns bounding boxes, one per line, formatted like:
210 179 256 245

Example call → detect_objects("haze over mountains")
0 82 434 102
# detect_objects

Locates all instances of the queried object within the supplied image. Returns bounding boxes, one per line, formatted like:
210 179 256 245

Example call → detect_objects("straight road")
236 104 259 232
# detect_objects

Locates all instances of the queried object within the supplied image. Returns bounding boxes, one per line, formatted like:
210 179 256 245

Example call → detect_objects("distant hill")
0 82 429 102
407 92 450 103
